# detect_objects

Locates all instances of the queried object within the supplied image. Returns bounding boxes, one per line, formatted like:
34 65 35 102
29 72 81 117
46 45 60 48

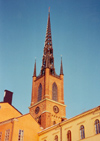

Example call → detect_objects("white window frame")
5 129 10 141
18 130 24 141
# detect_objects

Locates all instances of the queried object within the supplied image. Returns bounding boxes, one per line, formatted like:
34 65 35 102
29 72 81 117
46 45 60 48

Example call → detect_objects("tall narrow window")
38 115 41 125
18 130 24 141
67 130 71 141
52 82 58 101
0 132 2 141
5 129 10 141
80 125 85 139
95 119 100 134
54 135 58 141
38 84 42 102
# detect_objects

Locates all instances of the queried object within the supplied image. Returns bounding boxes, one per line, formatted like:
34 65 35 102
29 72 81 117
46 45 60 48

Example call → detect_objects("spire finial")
48 7 50 13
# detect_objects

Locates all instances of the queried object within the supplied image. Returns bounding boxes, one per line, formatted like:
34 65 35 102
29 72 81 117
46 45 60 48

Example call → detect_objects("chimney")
3 90 13 105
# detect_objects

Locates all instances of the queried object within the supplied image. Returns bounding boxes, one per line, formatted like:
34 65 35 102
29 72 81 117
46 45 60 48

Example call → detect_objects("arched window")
95 119 100 134
67 130 71 141
80 125 85 139
38 84 42 102
54 135 58 141
52 82 58 101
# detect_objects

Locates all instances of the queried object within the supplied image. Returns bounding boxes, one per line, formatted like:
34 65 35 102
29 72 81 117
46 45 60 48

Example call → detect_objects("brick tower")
29 9 66 129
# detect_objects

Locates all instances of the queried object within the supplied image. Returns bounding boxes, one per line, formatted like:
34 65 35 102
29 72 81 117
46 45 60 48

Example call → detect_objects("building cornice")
60 106 100 126
38 105 100 135
0 118 18 126
38 123 61 135
0 113 31 126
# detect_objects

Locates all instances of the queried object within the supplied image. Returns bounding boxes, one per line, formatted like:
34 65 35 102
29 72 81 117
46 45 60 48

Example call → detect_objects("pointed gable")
0 102 22 122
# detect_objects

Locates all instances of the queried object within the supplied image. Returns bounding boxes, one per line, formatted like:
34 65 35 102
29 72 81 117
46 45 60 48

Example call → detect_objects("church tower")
29 9 66 129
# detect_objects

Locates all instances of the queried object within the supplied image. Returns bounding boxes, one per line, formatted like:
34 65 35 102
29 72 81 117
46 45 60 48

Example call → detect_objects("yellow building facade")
0 103 41 141
0 10 100 141
38 106 100 141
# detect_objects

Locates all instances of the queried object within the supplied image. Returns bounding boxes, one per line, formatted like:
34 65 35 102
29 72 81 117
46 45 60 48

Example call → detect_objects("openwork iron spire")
41 8 55 75
44 8 52 49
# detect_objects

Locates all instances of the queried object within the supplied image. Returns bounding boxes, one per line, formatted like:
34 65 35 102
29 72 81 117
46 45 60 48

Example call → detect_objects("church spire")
44 7 52 48
60 57 63 75
33 60 36 77
41 8 55 75
30 9 65 129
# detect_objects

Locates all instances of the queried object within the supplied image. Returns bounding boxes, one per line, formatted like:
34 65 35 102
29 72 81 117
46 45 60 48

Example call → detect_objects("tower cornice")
29 98 66 109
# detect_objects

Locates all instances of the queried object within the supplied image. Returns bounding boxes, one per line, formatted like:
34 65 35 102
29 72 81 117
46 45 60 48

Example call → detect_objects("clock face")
35 106 40 114
53 106 59 113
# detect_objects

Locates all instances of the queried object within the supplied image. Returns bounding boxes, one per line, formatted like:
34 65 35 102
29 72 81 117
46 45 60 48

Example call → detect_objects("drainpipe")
60 126 62 141
11 119 18 141
11 119 14 141
58 123 62 141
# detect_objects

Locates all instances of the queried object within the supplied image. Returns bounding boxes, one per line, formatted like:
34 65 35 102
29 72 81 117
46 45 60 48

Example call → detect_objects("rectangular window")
5 129 10 141
18 130 24 141
0 132 2 141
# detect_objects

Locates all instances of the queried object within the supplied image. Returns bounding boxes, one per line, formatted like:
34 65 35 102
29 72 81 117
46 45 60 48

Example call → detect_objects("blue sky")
0 0 100 118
